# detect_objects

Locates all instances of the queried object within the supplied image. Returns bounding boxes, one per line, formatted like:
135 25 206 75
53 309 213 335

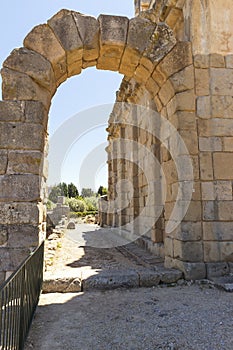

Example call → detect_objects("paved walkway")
24 224 233 350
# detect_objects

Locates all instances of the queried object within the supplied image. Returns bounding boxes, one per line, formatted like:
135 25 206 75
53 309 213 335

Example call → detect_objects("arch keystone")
23 24 67 86
97 15 129 71
72 12 100 67
48 9 83 77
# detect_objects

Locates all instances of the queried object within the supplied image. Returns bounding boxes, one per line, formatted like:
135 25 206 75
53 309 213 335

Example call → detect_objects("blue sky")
0 1 134 191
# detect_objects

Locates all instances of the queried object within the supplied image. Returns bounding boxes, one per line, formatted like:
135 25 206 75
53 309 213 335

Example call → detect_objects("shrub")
65 198 87 212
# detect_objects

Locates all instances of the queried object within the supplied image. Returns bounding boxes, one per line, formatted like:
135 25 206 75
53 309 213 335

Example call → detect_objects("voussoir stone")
72 12 100 64
97 14 129 71
48 9 83 77
120 17 156 76
1 68 51 110
24 24 67 85
3 47 56 92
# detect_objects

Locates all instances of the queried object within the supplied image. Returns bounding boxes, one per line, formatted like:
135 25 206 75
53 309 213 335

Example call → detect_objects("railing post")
19 265 26 350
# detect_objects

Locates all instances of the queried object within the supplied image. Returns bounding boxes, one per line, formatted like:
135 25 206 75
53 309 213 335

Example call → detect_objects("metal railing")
0 242 44 350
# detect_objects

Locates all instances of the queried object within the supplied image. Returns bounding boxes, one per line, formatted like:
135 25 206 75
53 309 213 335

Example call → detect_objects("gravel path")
25 284 233 350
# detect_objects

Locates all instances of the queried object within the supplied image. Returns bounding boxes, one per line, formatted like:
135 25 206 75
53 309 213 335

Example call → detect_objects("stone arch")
0 9 176 280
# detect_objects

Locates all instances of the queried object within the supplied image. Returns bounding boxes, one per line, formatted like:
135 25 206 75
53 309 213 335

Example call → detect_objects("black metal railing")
0 242 44 350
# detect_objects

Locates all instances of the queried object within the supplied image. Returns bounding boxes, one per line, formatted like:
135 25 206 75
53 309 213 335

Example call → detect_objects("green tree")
81 188 95 198
68 183 79 198
60 182 68 197
66 198 87 212
97 186 108 196
48 185 62 203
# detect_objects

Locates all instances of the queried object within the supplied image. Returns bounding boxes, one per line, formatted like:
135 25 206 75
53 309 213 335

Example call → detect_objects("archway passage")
1 3 233 282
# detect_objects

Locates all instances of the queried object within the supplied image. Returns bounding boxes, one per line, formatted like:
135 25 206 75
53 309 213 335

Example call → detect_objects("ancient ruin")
0 0 233 282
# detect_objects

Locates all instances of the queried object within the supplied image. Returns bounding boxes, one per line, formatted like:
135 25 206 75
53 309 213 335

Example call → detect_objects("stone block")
165 257 206 280
158 42 193 78
223 137 233 151
225 54 233 68
97 15 128 71
0 150 7 175
179 130 198 155
138 270 160 287
0 225 8 246
0 101 24 122
0 174 41 202
145 78 159 96
174 222 202 241
211 96 233 118
183 201 202 221
176 111 196 130
176 90 195 111
0 247 32 271
209 54 225 68
217 201 233 220
198 118 233 137
72 12 100 62
0 202 44 225
120 17 155 76
197 96 211 118
164 237 173 257
7 225 39 248
195 68 210 96
206 262 229 278
199 137 222 152
48 9 83 76
202 201 215 221
213 152 233 179
174 240 203 262
24 24 67 85
200 152 213 180
194 54 209 68
1 68 51 110
158 79 175 105
203 222 233 241
134 64 151 84
210 68 233 95
24 101 48 126
0 122 44 151
204 242 233 262
3 47 56 92
214 181 232 200
152 67 167 87
170 65 194 92
7 151 43 175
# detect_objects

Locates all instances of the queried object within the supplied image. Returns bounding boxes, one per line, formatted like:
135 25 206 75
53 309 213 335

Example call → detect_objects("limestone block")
24 101 48 126
197 96 211 119
173 222 202 241
165 7 182 28
203 222 233 241
0 122 44 151
3 47 56 92
164 237 174 257
179 130 199 155
214 181 233 200
0 101 24 122
1 68 51 110
223 137 233 151
157 42 192 78
213 152 233 180
206 262 229 278
48 9 83 76
204 242 233 262
0 247 32 271
170 65 194 92
134 64 151 84
199 137 222 152
24 24 67 85
0 202 44 225
158 79 175 105
194 54 209 68
183 201 202 222
210 68 233 95
119 17 155 76
176 90 195 111
200 152 213 180
225 54 233 68
202 201 215 221
7 225 40 248
217 201 233 221
211 96 233 118
173 240 203 262
0 174 42 202
164 257 206 280
152 67 167 87
0 151 7 175
209 54 225 68
72 12 100 62
7 151 43 175
0 225 8 246
195 68 209 96
145 78 159 96
198 119 233 137
176 111 196 130
97 15 128 71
